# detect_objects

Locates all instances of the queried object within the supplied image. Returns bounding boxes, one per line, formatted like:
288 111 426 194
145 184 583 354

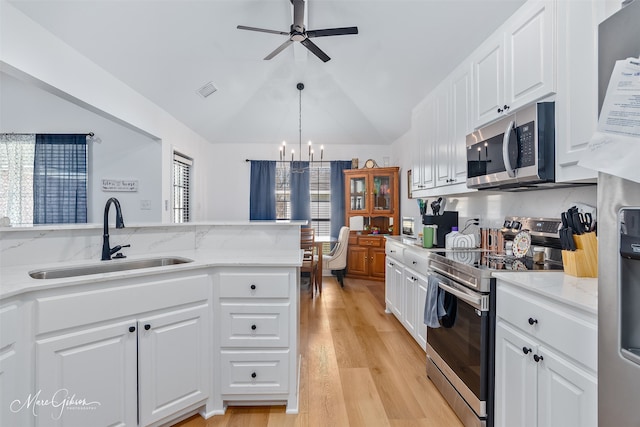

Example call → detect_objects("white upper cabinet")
554 0 606 183
433 83 451 187
449 62 474 186
411 99 436 192
473 0 556 129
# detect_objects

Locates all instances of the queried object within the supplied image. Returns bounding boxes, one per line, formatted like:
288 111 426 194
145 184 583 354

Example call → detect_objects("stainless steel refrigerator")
598 1 640 426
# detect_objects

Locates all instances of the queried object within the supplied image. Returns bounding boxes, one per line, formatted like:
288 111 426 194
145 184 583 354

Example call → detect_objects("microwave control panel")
517 121 536 167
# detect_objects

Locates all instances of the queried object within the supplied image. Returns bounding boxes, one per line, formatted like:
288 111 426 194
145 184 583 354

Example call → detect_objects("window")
172 151 192 223
275 163 331 239
0 134 35 226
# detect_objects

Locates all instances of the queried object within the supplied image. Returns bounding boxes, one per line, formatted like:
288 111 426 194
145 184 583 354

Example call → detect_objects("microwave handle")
502 120 517 178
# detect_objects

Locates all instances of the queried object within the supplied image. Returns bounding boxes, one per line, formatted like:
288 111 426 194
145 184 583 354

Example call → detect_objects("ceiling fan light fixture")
197 82 217 98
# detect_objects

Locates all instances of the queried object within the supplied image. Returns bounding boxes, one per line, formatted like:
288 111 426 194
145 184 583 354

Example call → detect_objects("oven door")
426 271 493 418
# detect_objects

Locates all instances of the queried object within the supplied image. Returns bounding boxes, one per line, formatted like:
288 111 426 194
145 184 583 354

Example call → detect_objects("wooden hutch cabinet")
344 166 400 281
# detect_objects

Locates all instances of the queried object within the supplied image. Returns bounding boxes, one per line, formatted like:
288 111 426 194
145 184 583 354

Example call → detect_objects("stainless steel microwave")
466 102 555 190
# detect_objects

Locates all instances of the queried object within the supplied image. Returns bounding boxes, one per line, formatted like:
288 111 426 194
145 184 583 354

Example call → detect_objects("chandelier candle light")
278 82 323 170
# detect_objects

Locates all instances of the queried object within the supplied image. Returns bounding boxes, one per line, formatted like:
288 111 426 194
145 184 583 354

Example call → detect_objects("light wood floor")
173 276 463 427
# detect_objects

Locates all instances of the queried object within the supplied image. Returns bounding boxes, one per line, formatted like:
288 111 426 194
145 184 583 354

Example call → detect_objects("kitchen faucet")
102 197 130 261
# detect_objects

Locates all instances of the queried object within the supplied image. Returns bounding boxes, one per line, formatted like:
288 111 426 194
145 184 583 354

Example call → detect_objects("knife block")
561 233 598 278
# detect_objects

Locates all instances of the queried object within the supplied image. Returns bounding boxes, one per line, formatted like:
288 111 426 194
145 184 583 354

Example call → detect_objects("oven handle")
436 280 483 310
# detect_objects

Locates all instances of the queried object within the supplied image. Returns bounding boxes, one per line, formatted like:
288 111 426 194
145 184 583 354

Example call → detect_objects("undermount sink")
28 257 193 280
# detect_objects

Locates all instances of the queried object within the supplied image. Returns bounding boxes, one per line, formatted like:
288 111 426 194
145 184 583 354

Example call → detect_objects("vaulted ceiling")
9 0 526 146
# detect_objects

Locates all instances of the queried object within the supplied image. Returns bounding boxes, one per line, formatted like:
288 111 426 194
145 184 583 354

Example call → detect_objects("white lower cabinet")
1 300 31 427
36 320 138 427
385 241 428 351
34 273 210 427
213 267 298 413
495 281 597 427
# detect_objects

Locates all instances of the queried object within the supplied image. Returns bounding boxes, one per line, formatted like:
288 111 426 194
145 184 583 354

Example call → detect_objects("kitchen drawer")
497 284 597 371
220 304 290 347
218 271 290 299
385 241 404 263
404 249 429 275
220 351 289 394
358 236 382 247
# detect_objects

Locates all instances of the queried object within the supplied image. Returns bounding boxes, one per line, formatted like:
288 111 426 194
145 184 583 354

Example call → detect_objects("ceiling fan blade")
306 27 359 38
291 0 305 30
237 25 289 36
300 38 330 62
265 39 294 60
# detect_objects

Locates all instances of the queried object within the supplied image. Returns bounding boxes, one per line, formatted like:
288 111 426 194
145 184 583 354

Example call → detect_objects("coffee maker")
422 211 458 248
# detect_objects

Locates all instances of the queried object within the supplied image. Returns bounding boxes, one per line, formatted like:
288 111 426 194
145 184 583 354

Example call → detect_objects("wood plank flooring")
173 277 463 427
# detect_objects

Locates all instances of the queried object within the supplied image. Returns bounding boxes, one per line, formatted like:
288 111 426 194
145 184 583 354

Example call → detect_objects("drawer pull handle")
250 284 256 290
129 326 136 333
251 324 257 331
144 324 151 330
533 354 544 363
251 372 257 379
528 317 538 325
522 347 532 355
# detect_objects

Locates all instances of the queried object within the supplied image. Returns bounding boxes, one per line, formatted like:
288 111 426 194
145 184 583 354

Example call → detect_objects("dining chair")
322 226 350 287
300 227 319 295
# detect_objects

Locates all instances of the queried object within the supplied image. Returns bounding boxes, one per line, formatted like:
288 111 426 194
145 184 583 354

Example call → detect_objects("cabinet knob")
250 284 256 290
528 317 538 325
251 372 257 379
497 107 503 113
129 326 136 333
533 354 544 363
522 347 532 355
251 324 257 331
504 104 510 111
144 324 151 330
412 261 417 265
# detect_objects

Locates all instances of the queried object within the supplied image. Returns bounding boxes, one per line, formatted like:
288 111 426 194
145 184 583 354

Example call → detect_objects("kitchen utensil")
512 230 531 258
431 197 443 216
572 212 585 234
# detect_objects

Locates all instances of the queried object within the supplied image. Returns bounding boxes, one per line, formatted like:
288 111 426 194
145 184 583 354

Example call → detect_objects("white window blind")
173 152 192 223
275 163 332 239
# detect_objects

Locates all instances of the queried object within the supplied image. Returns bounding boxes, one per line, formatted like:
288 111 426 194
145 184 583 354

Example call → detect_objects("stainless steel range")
425 217 563 427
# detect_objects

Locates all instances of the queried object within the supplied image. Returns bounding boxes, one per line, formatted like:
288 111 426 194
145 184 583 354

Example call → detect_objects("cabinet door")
347 246 369 277
554 0 603 182
412 100 435 191
415 275 428 351
369 247 387 279
385 258 397 314
371 172 394 214
495 321 537 427
346 173 369 214
138 304 209 426
402 272 418 337
537 347 597 427
0 303 29 427
450 63 473 186
473 36 504 128
36 320 137 427
434 84 452 187
392 262 404 319
504 0 556 111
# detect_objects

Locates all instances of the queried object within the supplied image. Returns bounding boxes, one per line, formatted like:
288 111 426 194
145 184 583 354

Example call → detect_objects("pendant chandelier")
278 82 323 172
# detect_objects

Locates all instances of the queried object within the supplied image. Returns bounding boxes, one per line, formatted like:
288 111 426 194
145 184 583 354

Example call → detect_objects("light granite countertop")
385 235 598 315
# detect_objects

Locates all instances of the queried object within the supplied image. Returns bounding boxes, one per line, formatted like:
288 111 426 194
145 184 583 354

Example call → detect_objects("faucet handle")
110 244 131 259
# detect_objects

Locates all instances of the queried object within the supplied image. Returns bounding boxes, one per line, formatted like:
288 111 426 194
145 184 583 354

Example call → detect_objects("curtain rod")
245 159 331 163
1 132 94 136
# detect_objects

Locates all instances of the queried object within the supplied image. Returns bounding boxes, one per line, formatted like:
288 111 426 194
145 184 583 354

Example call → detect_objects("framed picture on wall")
407 169 412 199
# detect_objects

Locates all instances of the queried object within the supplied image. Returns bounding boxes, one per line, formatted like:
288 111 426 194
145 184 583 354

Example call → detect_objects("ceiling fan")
237 0 358 62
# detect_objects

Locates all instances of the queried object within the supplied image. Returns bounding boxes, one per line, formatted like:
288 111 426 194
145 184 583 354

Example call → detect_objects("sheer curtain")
330 160 352 238
0 133 35 226
33 134 87 224
250 160 276 220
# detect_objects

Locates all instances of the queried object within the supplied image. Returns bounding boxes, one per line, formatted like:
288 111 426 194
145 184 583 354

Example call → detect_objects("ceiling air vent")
197 82 217 98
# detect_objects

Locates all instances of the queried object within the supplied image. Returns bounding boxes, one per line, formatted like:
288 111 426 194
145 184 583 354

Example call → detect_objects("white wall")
205 142 391 220
0 0 211 222
1 72 162 223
